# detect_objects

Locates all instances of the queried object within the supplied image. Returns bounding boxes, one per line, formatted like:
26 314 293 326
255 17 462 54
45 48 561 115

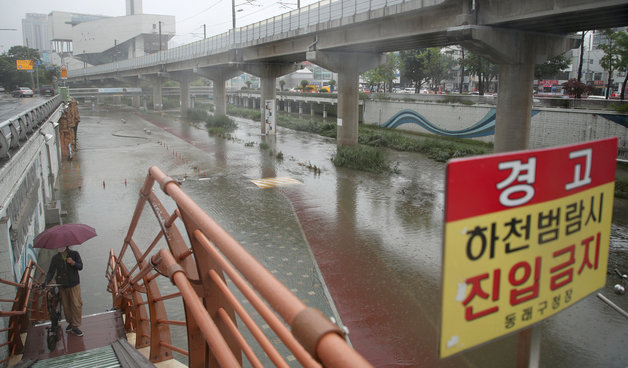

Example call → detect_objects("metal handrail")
0 260 47 364
106 166 372 367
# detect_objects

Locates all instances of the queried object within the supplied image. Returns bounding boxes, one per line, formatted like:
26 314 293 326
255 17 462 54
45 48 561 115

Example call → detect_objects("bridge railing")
0 95 64 160
0 260 47 365
106 166 372 367
69 0 443 79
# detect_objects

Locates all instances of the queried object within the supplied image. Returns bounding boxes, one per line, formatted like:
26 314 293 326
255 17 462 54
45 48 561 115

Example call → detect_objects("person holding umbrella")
43 246 84 336
35 224 96 337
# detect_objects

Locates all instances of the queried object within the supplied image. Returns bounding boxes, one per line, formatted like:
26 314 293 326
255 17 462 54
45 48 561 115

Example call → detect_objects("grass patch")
186 108 210 122
332 146 397 174
205 114 237 136
358 125 489 162
227 106 261 121
277 115 337 138
610 103 628 114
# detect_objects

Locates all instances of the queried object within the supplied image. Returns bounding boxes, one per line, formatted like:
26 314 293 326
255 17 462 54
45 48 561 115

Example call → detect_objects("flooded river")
55 106 628 367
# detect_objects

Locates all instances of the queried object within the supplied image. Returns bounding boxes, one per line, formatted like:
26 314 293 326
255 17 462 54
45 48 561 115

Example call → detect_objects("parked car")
0 87 6 93
40 85 55 96
12 87 34 97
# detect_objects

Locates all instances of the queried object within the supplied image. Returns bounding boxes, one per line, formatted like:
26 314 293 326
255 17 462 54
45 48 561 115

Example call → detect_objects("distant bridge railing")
0 95 64 160
106 166 371 367
69 0 441 79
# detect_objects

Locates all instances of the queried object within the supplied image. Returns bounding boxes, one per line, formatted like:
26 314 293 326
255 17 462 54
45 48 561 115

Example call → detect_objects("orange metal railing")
0 260 47 364
106 166 372 367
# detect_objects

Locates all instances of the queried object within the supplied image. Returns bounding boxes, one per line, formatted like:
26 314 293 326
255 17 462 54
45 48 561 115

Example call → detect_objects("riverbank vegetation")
186 108 238 136
221 105 490 172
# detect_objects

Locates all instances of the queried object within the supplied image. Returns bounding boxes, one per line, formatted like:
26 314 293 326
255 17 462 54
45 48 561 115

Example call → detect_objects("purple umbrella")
33 224 97 250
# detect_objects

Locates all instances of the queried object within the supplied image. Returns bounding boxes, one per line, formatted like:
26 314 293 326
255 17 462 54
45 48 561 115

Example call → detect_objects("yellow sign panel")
440 138 617 359
16 60 33 70
440 183 614 358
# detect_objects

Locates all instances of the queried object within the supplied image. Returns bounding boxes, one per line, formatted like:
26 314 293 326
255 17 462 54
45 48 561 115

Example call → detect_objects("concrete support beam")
195 66 240 116
447 25 580 153
239 62 299 134
307 51 386 146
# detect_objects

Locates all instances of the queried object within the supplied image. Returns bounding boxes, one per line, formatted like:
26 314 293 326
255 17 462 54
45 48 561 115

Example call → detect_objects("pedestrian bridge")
67 0 628 151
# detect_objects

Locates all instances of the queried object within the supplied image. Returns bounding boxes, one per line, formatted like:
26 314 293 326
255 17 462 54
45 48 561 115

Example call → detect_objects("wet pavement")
54 104 628 367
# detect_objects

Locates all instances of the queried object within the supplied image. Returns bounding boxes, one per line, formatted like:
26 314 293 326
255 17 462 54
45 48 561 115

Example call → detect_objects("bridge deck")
20 310 125 362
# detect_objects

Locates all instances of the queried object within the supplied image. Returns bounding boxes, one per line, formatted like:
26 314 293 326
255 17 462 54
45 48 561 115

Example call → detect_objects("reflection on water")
57 107 628 367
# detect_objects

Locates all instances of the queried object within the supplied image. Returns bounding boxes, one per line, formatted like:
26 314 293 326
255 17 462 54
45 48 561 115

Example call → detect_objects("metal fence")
106 166 372 367
69 0 443 79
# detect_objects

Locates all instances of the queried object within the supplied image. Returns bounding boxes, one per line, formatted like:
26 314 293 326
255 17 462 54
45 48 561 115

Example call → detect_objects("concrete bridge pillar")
131 80 141 109
323 104 327 119
448 26 579 153
298 102 303 116
310 103 315 117
307 51 386 146
170 71 196 115
143 75 165 111
115 76 141 108
194 67 240 116
239 62 298 134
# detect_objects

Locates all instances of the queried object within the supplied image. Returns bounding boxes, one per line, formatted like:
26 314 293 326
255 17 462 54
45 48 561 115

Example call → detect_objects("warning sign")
440 138 617 358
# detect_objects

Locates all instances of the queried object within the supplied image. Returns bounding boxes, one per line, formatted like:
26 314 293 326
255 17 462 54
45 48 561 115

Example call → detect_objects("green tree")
535 53 570 80
245 80 252 89
599 29 628 100
362 53 399 92
424 48 455 91
461 52 498 95
279 79 286 91
300 80 309 90
399 48 429 92
328 79 336 92
598 29 623 99
0 46 43 90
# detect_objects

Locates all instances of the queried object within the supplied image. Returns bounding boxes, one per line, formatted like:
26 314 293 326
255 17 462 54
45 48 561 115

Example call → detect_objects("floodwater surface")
55 106 628 367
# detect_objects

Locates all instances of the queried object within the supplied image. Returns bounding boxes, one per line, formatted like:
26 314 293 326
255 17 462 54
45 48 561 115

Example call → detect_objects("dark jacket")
44 249 83 288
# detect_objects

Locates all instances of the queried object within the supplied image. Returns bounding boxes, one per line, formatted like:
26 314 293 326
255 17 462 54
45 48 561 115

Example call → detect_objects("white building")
22 0 175 69
22 13 51 53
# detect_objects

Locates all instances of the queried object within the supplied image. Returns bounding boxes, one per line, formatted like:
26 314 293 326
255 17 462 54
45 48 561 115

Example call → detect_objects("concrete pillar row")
239 62 299 134
306 51 386 147
447 25 580 153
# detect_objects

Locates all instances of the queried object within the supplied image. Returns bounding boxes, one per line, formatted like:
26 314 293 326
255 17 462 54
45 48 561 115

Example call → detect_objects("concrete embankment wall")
0 99 78 364
363 100 628 154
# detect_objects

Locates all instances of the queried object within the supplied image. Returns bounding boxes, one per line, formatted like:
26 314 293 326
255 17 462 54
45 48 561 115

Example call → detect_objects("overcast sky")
1 0 319 54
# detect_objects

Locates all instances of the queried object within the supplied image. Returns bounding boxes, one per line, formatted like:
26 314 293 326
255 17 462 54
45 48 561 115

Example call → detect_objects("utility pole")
159 21 162 51
203 24 206 39
26 38 35 91
232 0 236 31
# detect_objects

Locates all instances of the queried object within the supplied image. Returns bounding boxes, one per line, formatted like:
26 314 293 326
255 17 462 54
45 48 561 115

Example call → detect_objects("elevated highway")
68 0 628 151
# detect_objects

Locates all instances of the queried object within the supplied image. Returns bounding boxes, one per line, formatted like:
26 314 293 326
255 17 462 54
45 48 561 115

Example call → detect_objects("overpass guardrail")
69 0 442 79
0 95 64 160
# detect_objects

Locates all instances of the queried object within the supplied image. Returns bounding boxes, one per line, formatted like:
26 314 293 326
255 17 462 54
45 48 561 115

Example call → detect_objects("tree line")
0 46 58 91
361 29 628 100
